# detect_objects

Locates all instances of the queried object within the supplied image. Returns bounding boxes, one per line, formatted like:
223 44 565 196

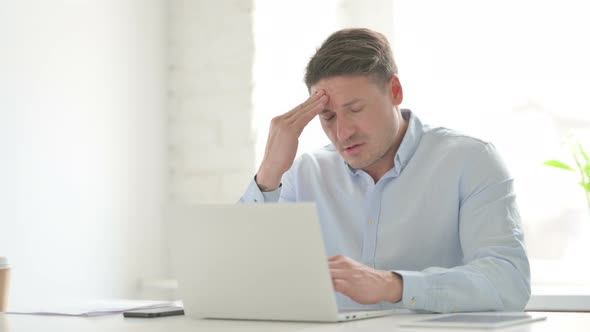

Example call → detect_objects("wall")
168 0 255 204
0 0 167 305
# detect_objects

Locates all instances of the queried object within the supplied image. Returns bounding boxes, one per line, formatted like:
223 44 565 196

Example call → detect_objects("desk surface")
1 311 588 332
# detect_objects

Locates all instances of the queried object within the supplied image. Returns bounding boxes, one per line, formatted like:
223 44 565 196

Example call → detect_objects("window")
254 0 590 287
393 0 590 287
253 0 336 166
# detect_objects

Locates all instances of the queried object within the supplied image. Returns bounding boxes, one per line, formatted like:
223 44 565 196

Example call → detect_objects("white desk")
527 286 590 311
1 311 588 332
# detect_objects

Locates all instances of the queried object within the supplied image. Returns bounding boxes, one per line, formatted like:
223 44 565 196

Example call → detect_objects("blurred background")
1 0 589 305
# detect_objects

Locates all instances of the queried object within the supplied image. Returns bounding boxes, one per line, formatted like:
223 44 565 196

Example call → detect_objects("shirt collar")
344 109 424 177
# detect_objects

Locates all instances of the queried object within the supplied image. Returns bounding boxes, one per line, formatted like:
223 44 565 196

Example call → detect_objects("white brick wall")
168 0 255 204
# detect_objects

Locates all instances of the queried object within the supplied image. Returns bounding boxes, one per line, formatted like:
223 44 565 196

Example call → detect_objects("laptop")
166 203 399 322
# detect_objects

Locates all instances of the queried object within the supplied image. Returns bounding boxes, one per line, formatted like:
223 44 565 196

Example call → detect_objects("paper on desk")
6 299 182 317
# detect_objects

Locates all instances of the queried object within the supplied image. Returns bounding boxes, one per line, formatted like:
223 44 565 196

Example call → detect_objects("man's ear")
390 75 403 106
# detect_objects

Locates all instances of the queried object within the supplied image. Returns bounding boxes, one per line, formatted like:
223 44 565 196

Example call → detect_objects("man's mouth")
343 143 364 155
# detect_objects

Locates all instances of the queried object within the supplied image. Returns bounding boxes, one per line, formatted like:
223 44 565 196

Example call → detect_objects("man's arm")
329 143 530 313
239 175 283 203
396 143 530 312
256 90 327 191
240 91 327 203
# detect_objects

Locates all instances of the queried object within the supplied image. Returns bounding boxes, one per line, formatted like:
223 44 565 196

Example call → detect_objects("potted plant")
544 140 590 210
542 139 590 287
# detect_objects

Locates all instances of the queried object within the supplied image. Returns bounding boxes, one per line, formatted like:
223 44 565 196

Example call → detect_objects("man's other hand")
328 255 403 304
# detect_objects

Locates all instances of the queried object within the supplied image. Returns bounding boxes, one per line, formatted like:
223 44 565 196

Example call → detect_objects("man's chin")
343 155 383 171
339 149 376 170
342 157 366 170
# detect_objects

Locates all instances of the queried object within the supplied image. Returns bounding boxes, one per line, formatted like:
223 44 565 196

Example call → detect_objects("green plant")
544 140 590 209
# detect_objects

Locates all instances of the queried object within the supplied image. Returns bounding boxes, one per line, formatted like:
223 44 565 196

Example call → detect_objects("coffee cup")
0 257 10 312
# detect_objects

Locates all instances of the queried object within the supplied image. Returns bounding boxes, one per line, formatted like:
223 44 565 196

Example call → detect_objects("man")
240 28 530 313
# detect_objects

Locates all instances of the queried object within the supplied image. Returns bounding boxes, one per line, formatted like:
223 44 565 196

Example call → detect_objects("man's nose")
336 115 355 142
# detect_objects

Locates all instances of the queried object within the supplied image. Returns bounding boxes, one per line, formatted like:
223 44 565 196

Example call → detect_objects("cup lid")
0 257 8 267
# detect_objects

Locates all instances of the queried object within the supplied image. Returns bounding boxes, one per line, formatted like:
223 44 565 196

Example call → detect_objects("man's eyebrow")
321 98 363 113
342 98 363 108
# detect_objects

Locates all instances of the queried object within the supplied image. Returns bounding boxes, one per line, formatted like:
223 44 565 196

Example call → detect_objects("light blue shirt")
240 110 530 313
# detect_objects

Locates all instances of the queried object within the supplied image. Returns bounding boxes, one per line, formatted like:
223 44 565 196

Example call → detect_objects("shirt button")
368 219 375 225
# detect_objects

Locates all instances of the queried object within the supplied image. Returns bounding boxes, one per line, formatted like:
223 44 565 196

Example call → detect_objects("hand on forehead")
310 76 372 111
310 85 344 111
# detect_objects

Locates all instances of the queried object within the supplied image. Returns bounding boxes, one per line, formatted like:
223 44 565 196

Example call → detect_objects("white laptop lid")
166 203 343 322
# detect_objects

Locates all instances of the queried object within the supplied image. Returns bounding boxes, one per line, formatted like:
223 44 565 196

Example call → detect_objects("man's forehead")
321 98 364 113
310 76 376 109
310 81 350 95
310 76 376 98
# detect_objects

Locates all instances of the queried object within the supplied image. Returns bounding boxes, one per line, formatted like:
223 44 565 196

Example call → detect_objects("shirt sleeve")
239 176 281 203
393 142 531 313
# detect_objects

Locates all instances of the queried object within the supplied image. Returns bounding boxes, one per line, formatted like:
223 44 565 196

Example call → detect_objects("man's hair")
304 28 398 89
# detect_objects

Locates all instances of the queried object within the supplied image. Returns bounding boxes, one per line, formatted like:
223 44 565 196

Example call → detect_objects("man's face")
311 75 404 173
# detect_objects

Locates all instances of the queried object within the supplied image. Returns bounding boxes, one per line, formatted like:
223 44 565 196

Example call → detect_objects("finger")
282 90 324 118
329 264 350 272
328 255 346 262
302 89 326 107
292 96 327 127
328 260 346 268
283 90 326 119
332 278 351 294
328 258 347 269
329 268 349 279
285 95 327 125
328 255 352 268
